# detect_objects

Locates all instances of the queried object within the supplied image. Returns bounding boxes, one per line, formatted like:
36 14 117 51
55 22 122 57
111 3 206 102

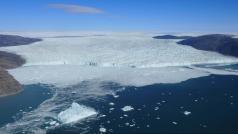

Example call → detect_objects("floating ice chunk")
156 116 160 120
121 106 134 112
172 122 178 125
71 91 77 94
154 107 159 110
58 102 97 124
184 111 191 116
109 108 115 111
130 124 135 127
100 114 106 118
157 102 161 105
113 94 119 98
49 121 57 126
200 124 207 128
109 102 115 106
99 127 107 133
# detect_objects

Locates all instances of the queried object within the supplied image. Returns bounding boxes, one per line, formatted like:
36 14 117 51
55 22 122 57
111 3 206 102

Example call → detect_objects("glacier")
1 33 238 87
1 32 238 133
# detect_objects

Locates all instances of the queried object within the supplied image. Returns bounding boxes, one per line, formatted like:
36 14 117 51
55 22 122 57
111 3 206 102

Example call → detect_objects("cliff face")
0 51 26 96
0 34 42 97
0 51 25 69
0 68 22 97
178 34 238 57
0 34 42 47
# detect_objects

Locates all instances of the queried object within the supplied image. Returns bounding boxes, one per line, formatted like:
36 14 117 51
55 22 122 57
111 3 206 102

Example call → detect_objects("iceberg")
58 102 97 124
121 106 134 112
184 111 191 116
99 127 107 133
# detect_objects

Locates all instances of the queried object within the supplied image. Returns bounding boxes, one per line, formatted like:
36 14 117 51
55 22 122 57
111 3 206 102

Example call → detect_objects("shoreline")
0 52 25 97
0 87 22 97
0 34 42 97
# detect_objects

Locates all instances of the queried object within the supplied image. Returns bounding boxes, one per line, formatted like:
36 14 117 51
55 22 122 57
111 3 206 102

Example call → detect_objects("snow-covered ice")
0 33 237 89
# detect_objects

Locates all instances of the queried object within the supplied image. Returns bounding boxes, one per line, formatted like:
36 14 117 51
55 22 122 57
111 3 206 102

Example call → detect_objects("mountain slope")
177 34 238 57
0 34 41 97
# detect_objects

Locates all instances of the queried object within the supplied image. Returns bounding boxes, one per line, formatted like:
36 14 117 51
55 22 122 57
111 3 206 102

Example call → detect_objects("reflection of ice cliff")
1 32 238 133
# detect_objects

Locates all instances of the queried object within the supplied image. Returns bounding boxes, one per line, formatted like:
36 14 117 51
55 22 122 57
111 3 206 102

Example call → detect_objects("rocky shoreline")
0 68 22 97
153 34 238 58
178 34 238 57
0 34 42 97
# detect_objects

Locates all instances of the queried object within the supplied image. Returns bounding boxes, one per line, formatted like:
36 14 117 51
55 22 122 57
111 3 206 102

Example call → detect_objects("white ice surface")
58 102 97 124
184 111 192 116
121 106 134 112
1 33 238 88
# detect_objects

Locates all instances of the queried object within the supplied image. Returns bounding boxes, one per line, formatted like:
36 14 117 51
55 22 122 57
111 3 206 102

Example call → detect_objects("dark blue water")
0 84 53 127
1 65 238 133
48 74 238 134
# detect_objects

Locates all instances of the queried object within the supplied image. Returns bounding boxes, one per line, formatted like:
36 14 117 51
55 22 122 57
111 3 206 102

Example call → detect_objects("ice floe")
49 121 57 126
172 122 178 125
183 111 192 116
99 127 107 133
109 102 115 106
121 106 134 112
58 102 97 124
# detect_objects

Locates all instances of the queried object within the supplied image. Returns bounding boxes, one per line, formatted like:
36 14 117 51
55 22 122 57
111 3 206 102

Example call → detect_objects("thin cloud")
49 4 104 14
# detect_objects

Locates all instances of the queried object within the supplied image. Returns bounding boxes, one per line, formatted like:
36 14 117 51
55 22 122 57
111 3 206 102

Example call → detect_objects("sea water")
48 73 238 133
0 84 53 127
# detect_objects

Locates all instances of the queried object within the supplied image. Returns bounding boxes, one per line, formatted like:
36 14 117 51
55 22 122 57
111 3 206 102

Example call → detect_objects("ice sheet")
1 33 238 88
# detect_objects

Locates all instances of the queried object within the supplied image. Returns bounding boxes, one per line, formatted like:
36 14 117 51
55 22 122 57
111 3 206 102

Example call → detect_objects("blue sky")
0 0 238 32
